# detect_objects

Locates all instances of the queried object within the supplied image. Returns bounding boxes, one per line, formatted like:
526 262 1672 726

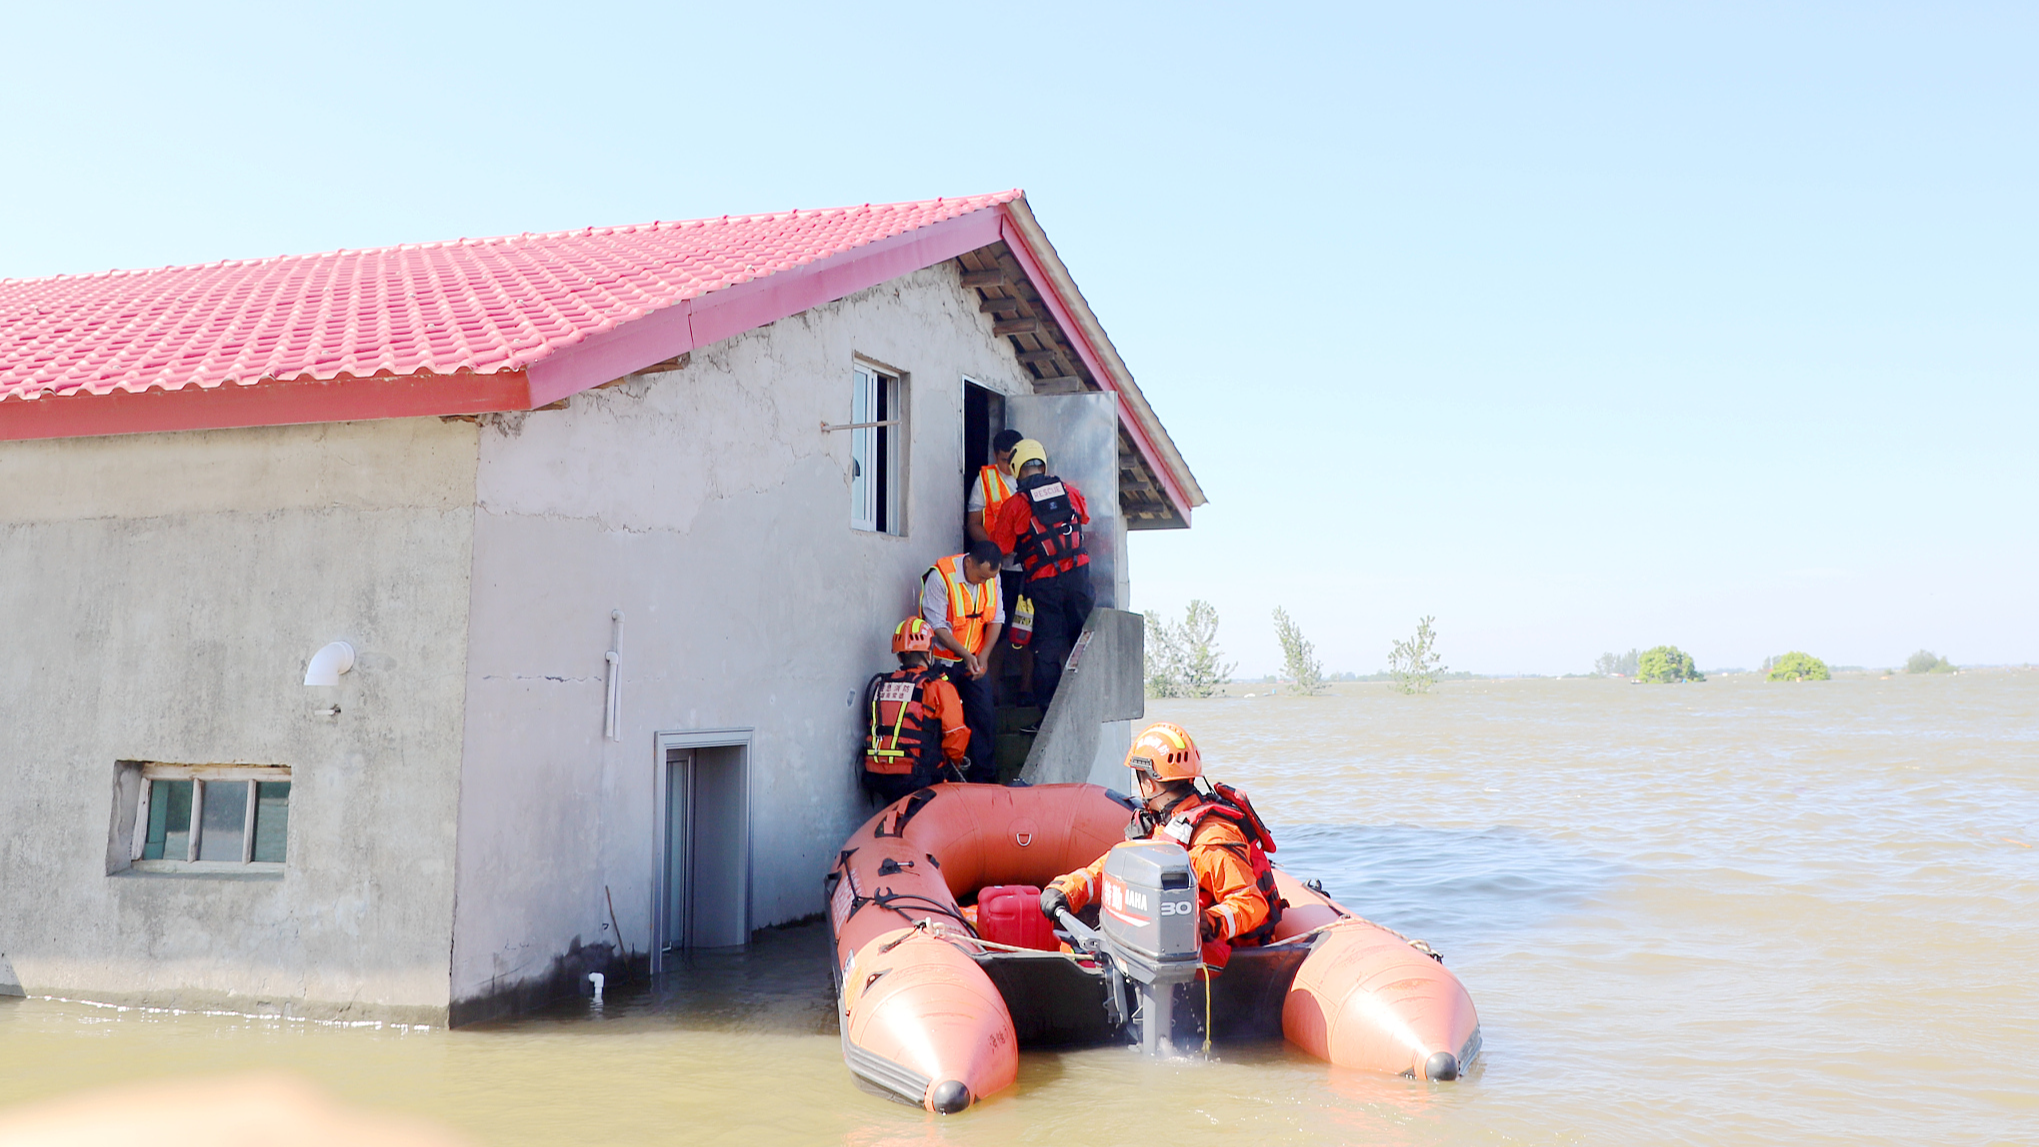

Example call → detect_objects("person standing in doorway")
920 541 1005 781
967 428 1027 698
988 439 1093 709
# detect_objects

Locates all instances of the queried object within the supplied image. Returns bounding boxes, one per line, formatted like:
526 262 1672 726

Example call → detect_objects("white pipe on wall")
304 641 355 687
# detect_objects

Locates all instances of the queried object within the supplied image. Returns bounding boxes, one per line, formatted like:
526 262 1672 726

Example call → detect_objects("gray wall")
447 265 1041 1013
0 420 479 1021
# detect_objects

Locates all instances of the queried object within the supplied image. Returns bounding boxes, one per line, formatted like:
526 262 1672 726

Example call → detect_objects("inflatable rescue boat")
826 782 1481 1112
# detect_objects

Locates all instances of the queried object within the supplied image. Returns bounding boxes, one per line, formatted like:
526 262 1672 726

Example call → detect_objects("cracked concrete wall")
0 419 478 1023
449 264 1040 1012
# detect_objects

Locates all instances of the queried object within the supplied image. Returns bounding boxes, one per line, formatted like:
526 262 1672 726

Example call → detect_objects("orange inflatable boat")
826 783 1481 1113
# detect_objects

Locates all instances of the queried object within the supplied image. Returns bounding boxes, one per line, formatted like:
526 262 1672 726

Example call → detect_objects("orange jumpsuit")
922 677 973 768
1047 793 1272 948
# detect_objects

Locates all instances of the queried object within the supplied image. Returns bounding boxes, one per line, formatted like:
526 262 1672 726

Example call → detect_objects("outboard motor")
1066 840 1204 1055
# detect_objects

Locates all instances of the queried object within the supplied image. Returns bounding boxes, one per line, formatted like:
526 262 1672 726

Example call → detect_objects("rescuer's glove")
1201 911 1224 943
1039 886 1071 922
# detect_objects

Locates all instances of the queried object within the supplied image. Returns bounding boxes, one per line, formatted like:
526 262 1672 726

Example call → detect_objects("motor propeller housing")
1097 840 1203 1053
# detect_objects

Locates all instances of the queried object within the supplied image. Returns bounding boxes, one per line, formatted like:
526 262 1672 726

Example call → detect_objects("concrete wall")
447 265 1040 1017
0 420 479 1022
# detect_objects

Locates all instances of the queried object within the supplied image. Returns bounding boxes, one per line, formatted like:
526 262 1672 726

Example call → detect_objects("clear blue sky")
7 2 2032 675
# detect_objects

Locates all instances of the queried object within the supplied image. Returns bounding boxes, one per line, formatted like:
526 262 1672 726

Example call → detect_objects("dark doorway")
963 381 1005 494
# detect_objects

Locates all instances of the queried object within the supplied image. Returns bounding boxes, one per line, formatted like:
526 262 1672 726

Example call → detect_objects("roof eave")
994 197 1206 518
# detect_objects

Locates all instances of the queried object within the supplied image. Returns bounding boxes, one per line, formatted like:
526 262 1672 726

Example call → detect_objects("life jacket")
1166 785 1285 948
863 667 946 777
1012 473 1089 581
924 554 998 662
1007 594 1035 649
975 464 1016 522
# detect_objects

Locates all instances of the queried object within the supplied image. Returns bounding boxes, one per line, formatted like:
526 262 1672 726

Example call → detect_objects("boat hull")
827 783 1483 1108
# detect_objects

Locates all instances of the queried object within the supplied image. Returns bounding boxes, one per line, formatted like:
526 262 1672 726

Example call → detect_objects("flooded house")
0 192 1201 1024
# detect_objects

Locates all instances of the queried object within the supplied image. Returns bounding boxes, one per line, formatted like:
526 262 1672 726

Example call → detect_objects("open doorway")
963 380 1005 496
654 731 751 970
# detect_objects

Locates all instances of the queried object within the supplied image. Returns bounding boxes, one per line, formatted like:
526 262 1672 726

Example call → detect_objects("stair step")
995 706 1043 734
994 733 1034 783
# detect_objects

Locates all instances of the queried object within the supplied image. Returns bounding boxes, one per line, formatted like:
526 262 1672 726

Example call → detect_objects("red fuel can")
974 884 1058 951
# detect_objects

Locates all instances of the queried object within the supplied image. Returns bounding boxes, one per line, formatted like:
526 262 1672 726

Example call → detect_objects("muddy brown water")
4 673 2035 1144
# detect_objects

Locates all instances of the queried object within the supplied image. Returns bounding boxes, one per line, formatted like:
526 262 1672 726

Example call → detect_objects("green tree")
1766 651 1830 681
1143 611 1184 698
1635 645 1703 683
1905 649 1955 674
1388 616 1446 694
1177 599 1236 698
1595 649 1640 677
1144 601 1234 699
1272 607 1325 695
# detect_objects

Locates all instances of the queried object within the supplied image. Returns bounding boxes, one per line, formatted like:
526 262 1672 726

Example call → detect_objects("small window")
126 764 291 873
850 364 907 535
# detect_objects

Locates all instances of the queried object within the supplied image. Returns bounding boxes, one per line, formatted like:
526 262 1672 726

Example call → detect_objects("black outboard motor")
1059 840 1203 1055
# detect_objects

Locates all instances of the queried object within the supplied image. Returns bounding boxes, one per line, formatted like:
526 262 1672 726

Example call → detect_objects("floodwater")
4 673 2035 1145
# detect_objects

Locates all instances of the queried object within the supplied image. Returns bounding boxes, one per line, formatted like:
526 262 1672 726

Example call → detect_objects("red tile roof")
0 191 1020 404
0 189 1199 521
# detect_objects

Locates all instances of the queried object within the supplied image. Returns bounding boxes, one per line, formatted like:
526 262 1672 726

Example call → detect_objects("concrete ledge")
1018 608 1144 786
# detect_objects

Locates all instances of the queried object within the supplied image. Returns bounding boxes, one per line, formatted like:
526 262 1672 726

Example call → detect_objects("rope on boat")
1263 915 1445 963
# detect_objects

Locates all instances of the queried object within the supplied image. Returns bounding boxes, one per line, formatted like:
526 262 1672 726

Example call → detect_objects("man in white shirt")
920 540 1006 781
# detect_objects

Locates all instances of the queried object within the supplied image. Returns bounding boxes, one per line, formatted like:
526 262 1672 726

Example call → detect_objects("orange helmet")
1126 721 1201 781
892 617 934 654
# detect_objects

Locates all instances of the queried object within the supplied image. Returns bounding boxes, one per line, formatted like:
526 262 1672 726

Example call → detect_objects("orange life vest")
1169 785 1285 948
863 667 946 777
1012 473 1089 581
925 554 998 662
975 463 1016 523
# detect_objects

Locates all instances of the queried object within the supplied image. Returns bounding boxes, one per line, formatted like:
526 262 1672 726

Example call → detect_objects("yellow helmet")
1009 439 1048 474
1126 721 1201 781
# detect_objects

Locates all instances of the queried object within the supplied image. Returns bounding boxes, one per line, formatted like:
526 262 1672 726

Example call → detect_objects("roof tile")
1 193 1018 401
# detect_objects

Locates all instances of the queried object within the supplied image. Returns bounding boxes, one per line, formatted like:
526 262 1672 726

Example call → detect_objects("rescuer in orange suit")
1038 722 1284 968
860 618 972 806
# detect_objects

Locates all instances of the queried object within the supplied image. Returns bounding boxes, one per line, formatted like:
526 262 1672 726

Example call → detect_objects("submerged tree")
1143 611 1184 698
1766 651 1830 681
1176 600 1237 698
1635 645 1703 683
1905 649 1955 674
1144 601 1235 699
1272 607 1325 695
1388 616 1446 694
1594 649 1640 677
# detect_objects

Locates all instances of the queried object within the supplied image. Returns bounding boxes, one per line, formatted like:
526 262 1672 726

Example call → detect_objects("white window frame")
848 362 908 535
126 763 292 875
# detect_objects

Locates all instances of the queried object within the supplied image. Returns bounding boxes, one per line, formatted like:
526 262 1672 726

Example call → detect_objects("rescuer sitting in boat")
1039 722 1284 968
860 618 971 805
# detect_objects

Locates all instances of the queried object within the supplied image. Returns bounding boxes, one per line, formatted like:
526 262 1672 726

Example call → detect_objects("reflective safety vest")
1164 785 1285 948
926 554 998 662
863 667 946 777
1012 473 1089 581
975 463 1016 522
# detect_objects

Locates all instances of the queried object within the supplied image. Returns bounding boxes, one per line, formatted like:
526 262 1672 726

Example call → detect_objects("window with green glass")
129 767 290 869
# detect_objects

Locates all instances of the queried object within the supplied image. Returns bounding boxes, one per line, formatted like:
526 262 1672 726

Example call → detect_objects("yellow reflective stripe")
932 554 993 659
982 465 1014 511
